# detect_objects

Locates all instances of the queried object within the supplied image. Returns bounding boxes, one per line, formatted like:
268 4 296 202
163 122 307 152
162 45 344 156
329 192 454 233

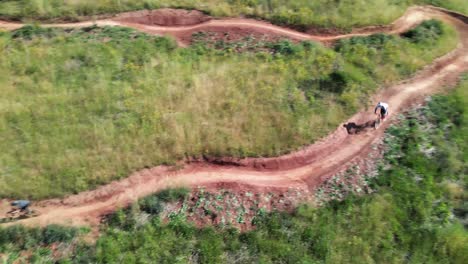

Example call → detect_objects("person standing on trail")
374 102 389 120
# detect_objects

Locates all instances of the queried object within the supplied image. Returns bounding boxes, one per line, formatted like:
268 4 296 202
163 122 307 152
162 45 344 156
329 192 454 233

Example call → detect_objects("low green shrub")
0 224 78 252
335 33 395 51
403 19 444 43
11 24 57 39
155 188 190 202
42 224 78 244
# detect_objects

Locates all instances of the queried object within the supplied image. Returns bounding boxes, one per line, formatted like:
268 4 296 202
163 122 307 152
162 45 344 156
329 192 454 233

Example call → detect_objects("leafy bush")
0 224 78 253
42 224 78 244
268 39 303 55
335 33 395 51
11 25 57 39
138 188 190 216
403 19 444 43
155 188 190 202
139 195 164 215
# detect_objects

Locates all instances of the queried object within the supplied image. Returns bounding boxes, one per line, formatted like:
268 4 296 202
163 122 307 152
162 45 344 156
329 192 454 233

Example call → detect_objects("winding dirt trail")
0 6 463 45
0 6 467 228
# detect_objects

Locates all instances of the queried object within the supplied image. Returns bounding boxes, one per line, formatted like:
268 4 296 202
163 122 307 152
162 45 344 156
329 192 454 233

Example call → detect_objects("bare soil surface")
0 6 467 228
114 8 211 26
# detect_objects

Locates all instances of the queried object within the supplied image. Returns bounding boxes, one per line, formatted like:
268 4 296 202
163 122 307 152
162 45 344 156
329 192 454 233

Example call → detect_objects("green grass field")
1 77 466 263
0 20 458 199
0 1 467 29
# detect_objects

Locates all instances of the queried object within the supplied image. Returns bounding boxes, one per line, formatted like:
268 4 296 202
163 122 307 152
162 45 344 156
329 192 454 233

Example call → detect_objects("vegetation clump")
403 19 445 43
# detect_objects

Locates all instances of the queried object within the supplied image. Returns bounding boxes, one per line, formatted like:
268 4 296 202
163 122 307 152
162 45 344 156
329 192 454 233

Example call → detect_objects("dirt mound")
115 8 211 26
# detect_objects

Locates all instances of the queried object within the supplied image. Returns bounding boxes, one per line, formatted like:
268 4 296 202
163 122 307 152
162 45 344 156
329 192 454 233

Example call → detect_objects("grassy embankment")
0 0 467 29
1 76 467 263
0 20 458 198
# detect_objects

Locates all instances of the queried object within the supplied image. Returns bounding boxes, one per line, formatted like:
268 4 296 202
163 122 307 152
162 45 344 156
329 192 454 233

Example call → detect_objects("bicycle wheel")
374 115 381 129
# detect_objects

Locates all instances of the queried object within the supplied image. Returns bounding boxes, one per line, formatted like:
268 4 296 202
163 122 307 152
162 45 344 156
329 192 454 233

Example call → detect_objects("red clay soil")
114 8 211 26
0 6 467 228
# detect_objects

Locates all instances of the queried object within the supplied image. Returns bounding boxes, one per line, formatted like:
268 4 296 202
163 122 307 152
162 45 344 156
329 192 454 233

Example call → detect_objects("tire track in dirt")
0 6 467 228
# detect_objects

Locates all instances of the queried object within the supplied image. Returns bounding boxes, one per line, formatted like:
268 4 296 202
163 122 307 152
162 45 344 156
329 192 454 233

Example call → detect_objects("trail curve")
0 6 467 228
0 6 463 46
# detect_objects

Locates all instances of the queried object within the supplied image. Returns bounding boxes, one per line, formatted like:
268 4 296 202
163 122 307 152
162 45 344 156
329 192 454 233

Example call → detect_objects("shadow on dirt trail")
343 121 377 134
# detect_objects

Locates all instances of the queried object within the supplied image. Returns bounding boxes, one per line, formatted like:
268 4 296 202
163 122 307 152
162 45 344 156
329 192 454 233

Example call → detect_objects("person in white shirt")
374 102 389 120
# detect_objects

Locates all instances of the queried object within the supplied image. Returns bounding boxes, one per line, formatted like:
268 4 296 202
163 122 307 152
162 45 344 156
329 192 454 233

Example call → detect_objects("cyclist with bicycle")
374 102 389 120
8 200 31 215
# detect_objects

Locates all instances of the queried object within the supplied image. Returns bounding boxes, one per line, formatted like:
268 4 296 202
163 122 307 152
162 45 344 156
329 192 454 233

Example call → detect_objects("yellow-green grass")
0 1 467 30
0 20 458 198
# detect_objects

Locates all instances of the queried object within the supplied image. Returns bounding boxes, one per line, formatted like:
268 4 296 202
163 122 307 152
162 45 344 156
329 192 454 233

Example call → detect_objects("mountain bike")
1 208 40 223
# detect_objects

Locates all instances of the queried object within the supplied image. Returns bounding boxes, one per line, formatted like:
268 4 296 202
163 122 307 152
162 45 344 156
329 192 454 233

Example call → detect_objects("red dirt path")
115 8 211 27
0 6 467 228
